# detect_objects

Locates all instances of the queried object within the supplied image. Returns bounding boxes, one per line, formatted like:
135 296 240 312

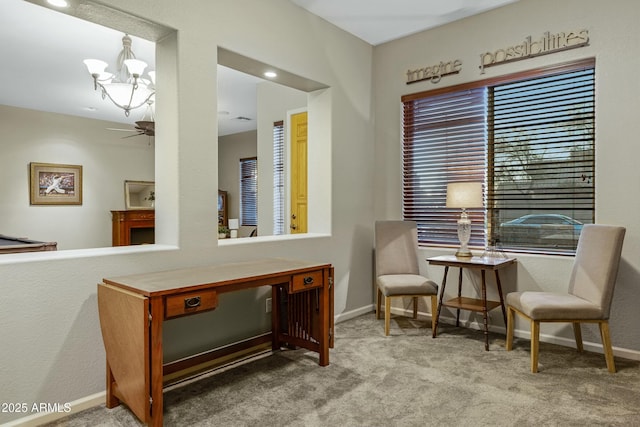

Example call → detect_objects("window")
240 157 257 226
273 121 285 235
402 58 595 254
402 88 487 248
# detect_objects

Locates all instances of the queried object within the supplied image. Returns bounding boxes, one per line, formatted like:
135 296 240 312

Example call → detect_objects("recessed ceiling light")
47 0 69 7
264 71 277 78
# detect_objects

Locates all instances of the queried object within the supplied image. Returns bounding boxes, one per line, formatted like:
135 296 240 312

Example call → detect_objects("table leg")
481 270 490 351
495 271 507 327
432 266 449 338
456 268 463 327
318 270 330 366
105 361 119 408
329 268 335 349
149 297 164 427
271 285 281 351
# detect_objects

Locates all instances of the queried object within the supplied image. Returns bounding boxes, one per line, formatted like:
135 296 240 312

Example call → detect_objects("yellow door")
290 112 307 233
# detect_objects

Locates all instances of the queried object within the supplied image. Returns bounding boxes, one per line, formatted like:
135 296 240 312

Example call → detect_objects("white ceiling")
0 0 518 136
290 0 519 45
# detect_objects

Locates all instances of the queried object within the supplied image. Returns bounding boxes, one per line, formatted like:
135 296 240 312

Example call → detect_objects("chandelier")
83 34 155 117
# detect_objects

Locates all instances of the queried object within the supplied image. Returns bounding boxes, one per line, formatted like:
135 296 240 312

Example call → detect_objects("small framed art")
29 162 83 205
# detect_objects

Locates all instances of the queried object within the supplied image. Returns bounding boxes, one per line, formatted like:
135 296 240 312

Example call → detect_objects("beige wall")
0 0 374 424
373 0 640 350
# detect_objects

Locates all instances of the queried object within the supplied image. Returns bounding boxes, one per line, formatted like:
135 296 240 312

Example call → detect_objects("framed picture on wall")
218 189 227 225
29 162 83 205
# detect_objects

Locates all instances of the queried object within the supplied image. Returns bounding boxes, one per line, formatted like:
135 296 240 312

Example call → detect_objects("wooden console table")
97 258 334 426
428 255 516 350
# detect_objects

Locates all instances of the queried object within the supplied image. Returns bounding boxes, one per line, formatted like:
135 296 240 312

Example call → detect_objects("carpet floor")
44 313 640 426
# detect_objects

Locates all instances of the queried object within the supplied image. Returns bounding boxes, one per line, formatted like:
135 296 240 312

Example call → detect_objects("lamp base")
454 249 473 258
455 213 473 258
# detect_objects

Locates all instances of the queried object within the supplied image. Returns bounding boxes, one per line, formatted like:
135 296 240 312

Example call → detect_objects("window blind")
489 67 595 251
402 88 487 247
240 157 257 227
273 121 285 235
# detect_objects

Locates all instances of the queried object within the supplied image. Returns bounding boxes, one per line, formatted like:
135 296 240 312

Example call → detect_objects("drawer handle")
184 296 201 309
303 276 314 286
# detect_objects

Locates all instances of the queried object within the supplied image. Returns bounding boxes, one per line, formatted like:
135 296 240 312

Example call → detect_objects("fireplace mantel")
111 210 155 246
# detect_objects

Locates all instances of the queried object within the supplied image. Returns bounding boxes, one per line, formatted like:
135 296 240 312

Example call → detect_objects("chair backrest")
375 221 420 277
568 224 626 319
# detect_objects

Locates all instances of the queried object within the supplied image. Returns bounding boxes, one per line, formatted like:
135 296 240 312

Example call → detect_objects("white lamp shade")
124 59 148 76
102 82 154 109
228 218 239 229
83 59 108 75
148 71 156 85
446 182 483 208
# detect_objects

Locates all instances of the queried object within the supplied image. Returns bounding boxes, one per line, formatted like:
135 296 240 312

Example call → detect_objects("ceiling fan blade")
121 132 145 139
107 120 155 137
107 128 138 132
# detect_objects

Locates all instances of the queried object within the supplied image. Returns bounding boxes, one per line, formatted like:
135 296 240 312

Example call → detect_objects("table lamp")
228 218 239 238
446 182 483 258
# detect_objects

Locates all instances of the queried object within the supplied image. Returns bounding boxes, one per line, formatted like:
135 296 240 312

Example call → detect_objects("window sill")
218 233 330 246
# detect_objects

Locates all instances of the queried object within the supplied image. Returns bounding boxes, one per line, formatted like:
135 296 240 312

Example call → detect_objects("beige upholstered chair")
506 224 626 373
374 220 439 336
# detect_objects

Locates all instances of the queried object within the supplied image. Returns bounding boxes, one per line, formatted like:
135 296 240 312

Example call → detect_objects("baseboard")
390 306 640 362
335 304 375 324
507 325 640 362
1 391 105 427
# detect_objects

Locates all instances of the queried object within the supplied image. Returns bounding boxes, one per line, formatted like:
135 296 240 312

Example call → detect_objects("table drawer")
165 289 218 319
291 270 323 293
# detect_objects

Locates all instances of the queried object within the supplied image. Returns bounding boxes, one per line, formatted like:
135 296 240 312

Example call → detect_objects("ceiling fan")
107 101 155 138
108 120 155 138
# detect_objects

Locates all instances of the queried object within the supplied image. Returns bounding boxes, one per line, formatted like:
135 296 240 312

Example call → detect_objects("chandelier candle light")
446 182 483 258
83 34 155 117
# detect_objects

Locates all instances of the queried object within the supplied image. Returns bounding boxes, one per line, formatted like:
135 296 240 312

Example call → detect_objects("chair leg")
376 288 382 320
430 295 438 337
384 296 391 336
599 321 616 373
531 320 540 373
412 296 418 319
572 322 583 352
506 306 515 351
